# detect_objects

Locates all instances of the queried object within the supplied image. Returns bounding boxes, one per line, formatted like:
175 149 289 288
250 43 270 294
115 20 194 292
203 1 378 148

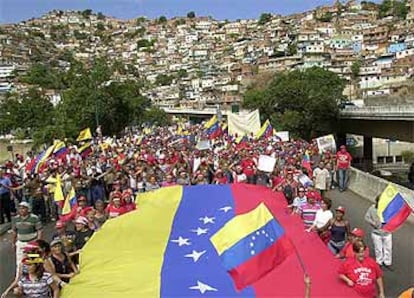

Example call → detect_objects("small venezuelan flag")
210 203 294 290
377 184 412 232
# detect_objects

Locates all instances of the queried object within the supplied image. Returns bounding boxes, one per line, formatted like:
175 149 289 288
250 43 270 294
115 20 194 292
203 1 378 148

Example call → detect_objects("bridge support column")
363 136 373 172
336 132 347 149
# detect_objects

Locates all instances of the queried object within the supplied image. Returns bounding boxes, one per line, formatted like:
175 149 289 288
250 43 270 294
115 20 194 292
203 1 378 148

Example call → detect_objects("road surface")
0 189 413 297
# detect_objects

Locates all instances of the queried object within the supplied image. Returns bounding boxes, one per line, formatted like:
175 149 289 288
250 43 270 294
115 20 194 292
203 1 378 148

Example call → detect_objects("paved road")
0 190 413 297
326 189 414 298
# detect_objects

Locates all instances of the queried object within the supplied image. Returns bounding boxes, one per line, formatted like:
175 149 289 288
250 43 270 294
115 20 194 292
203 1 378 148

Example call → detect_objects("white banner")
196 140 211 151
257 155 277 173
316 134 337 154
228 109 261 137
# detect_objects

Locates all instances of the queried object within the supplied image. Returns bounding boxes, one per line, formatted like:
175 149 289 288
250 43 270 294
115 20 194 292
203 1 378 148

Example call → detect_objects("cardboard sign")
257 155 277 173
196 140 211 151
275 131 289 142
316 134 337 154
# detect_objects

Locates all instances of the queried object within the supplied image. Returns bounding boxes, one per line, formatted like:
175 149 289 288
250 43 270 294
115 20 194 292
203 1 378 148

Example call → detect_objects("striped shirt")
12 214 42 242
18 272 53 298
300 203 321 228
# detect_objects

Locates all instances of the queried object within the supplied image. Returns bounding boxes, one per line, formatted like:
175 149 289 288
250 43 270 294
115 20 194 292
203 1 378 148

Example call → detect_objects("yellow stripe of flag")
76 128 92 142
61 185 184 298
54 175 64 202
210 203 273 255
377 184 399 222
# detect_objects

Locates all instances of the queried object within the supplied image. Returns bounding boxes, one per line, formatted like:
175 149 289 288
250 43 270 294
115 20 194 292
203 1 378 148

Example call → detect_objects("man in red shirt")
240 151 257 184
336 145 352 192
339 241 385 298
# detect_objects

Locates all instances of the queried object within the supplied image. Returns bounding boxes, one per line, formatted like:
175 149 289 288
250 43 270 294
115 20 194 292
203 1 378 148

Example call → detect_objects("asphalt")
0 189 413 297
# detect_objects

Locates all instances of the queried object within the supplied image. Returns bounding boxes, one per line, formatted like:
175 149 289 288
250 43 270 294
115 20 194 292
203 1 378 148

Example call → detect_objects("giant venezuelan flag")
62 184 361 298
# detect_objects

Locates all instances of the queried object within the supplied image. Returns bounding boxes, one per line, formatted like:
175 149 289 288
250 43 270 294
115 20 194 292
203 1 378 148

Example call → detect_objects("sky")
0 0 345 24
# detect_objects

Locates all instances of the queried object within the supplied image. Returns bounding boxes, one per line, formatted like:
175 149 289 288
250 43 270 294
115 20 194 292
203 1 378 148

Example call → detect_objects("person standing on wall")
335 145 352 192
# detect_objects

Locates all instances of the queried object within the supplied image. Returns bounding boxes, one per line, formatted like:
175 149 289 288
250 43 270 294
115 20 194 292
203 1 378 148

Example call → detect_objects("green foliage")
136 17 146 25
96 22 105 31
158 16 167 23
137 39 153 49
3 58 154 144
379 0 408 19
187 11 196 18
155 74 174 86
74 30 88 40
20 63 66 89
351 59 362 80
401 150 414 164
81 9 92 18
243 67 345 140
258 13 272 25
317 12 333 22
143 107 170 126
97 12 105 20
287 42 298 56
177 69 188 78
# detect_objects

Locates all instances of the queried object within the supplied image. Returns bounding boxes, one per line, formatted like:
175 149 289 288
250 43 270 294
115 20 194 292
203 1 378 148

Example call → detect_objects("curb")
0 223 11 236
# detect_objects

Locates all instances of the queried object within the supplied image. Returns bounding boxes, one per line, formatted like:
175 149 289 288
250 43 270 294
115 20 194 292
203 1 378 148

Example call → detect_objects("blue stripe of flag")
220 219 285 271
160 185 255 297
382 192 406 223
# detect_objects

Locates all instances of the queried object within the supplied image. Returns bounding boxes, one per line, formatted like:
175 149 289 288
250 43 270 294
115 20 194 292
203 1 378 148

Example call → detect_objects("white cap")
19 201 30 208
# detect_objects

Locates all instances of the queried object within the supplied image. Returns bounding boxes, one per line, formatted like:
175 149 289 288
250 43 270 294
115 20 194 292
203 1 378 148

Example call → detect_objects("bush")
401 150 414 164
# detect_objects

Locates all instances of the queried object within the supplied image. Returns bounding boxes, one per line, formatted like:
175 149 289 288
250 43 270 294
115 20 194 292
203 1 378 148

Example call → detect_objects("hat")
74 216 88 225
336 206 346 213
55 221 65 229
351 228 364 238
50 239 63 247
23 241 40 253
19 201 30 209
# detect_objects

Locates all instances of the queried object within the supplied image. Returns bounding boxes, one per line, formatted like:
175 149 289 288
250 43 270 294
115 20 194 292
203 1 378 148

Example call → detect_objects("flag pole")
293 242 307 275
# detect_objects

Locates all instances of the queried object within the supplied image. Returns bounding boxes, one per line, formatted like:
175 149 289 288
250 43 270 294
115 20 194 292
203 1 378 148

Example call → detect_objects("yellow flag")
62 187 76 215
76 128 92 142
54 175 64 202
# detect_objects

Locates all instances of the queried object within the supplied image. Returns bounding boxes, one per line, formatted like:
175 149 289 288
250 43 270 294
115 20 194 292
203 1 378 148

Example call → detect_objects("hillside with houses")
1 0 414 109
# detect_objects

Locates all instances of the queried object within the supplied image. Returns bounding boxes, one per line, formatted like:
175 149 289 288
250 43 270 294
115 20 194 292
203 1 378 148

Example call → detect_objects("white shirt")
313 209 333 228
313 168 330 190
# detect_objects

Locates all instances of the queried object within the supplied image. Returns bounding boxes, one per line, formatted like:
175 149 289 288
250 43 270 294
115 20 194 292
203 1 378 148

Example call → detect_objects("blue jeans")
338 169 347 191
327 239 346 255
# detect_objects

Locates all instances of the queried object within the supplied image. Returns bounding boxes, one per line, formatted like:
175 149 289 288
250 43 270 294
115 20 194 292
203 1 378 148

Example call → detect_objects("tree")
350 59 362 99
243 67 345 139
97 12 105 20
158 16 167 23
137 39 152 49
379 0 408 19
258 13 272 25
81 9 92 18
155 74 174 86
96 22 105 31
177 69 188 78
143 107 170 126
187 11 196 18
287 42 298 56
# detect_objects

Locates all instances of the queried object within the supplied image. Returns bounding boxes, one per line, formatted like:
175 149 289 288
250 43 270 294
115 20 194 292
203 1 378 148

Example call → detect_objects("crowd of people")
0 121 400 298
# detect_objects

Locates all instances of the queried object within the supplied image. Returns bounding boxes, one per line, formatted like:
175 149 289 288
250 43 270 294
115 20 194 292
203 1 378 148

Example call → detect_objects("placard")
196 140 211 151
275 131 289 142
257 155 277 173
316 134 337 154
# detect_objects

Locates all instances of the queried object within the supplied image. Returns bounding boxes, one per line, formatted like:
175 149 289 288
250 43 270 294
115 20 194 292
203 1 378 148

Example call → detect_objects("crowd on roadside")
0 121 403 298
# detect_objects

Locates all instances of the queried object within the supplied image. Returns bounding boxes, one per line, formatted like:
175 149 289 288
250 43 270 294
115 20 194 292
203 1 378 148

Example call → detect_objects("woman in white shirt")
306 198 333 243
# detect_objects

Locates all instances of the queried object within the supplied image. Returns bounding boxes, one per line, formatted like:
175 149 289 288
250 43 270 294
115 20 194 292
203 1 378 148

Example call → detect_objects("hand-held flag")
377 184 412 232
210 203 294 290
76 128 92 142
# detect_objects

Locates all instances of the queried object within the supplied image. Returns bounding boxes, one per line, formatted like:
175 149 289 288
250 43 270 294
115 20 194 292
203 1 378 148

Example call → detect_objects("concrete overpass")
339 105 414 143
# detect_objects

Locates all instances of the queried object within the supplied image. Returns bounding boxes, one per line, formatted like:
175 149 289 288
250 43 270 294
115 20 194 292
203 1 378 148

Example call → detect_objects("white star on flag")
219 206 232 213
171 236 191 246
199 216 215 224
191 227 208 236
185 250 206 262
189 280 218 294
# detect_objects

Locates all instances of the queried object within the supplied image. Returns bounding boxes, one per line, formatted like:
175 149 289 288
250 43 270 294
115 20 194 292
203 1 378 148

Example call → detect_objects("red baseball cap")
351 228 364 238
336 206 346 213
